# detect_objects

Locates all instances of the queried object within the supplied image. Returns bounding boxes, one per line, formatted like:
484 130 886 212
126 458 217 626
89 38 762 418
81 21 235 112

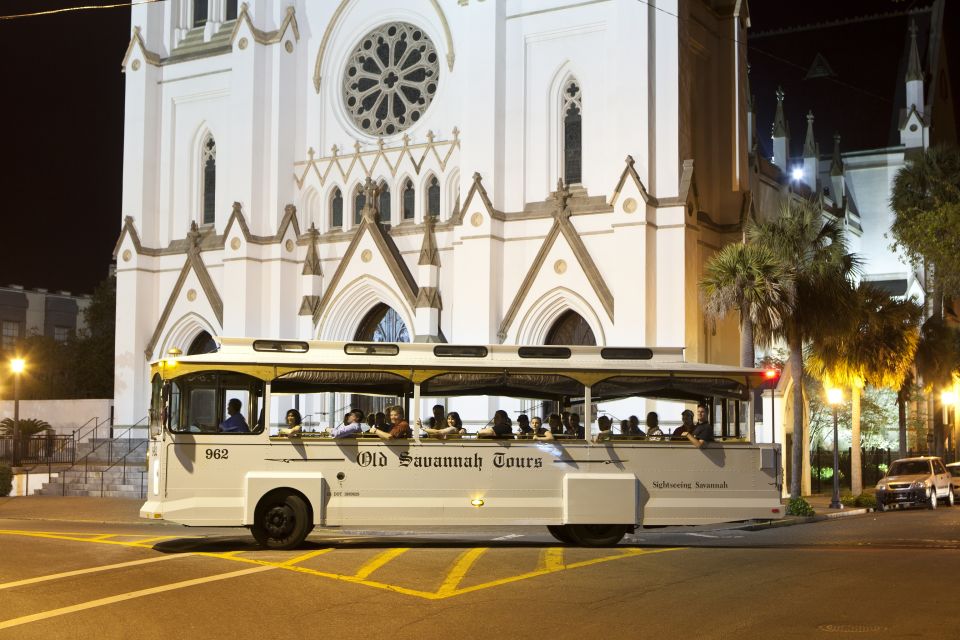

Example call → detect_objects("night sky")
0 1 956 295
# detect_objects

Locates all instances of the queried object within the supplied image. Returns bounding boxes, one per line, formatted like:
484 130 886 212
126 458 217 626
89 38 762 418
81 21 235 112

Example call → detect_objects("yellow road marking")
0 566 274 631
353 547 410 580
281 548 333 567
538 547 565 571
436 548 487 596
87 534 116 541
128 535 178 546
0 529 199 549
0 555 190 591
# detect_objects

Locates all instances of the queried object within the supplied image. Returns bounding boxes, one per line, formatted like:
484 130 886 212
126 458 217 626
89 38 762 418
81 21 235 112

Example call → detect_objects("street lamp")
943 390 958 458
827 387 843 509
10 358 25 467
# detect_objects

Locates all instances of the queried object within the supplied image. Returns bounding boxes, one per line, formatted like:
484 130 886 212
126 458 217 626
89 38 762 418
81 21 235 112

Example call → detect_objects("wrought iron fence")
811 446 958 494
0 435 75 465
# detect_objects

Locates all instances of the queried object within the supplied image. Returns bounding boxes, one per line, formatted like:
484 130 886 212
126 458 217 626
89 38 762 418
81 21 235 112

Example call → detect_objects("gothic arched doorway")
352 303 411 416
545 310 596 346
187 330 217 355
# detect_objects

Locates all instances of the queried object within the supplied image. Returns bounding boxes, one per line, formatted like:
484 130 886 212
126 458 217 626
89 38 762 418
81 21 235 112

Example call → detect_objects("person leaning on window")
530 416 553 440
370 405 411 440
219 398 249 433
330 409 364 438
478 410 513 438
280 409 303 436
685 403 714 448
671 409 695 440
420 411 465 439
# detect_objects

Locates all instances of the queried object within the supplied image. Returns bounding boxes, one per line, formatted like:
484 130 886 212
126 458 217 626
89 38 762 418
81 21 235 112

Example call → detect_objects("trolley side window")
168 371 264 434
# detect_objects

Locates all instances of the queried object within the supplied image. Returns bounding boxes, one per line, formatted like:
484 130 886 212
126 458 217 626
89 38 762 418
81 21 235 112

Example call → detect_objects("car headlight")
911 480 928 489
876 482 886 490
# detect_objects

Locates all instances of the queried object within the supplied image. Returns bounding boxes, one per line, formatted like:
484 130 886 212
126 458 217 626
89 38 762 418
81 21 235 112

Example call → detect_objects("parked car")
875 456 954 511
946 462 960 501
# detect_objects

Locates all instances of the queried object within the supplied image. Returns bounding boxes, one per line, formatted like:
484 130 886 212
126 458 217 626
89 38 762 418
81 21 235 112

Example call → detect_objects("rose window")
342 22 439 136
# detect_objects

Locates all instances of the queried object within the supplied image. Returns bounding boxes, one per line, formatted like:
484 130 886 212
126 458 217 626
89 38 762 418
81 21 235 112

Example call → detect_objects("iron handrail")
56 417 149 495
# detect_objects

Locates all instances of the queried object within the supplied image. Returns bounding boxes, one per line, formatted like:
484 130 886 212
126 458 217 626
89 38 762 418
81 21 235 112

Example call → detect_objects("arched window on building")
562 78 582 185
353 186 366 225
545 310 596 346
402 179 415 220
352 303 410 414
378 181 391 225
201 135 216 225
330 188 343 229
193 0 209 28
225 0 238 21
426 176 440 219
187 330 218 355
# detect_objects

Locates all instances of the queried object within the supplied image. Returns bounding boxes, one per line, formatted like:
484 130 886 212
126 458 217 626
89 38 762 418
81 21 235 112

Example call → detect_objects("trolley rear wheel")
546 525 576 544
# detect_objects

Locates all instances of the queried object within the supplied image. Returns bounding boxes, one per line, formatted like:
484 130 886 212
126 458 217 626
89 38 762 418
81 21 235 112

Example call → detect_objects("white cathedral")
112 0 942 430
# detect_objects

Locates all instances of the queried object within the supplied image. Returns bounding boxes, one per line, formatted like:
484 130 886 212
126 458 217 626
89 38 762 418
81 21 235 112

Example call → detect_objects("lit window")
1 320 21 351
201 136 216 224
54 326 72 344
331 188 343 228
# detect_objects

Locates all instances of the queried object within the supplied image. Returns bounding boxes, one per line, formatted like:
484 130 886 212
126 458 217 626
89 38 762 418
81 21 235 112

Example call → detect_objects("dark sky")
0 0 956 295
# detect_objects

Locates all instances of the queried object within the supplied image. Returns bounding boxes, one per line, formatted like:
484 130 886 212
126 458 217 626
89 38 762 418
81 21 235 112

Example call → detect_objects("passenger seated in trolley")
594 416 614 443
219 398 249 433
547 413 564 435
671 409 695 439
477 409 513 438
369 405 411 440
330 409 364 438
419 410 466 439
530 416 553 440
516 414 531 435
279 409 303 436
644 412 664 440
566 412 584 439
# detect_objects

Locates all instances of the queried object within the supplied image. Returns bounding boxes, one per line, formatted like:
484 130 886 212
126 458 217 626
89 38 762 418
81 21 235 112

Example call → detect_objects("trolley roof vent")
433 345 488 358
344 343 400 356
517 346 571 359
600 347 654 360
252 340 309 353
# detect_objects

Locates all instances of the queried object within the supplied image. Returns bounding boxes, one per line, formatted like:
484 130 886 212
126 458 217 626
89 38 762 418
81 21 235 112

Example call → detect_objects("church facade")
114 0 754 424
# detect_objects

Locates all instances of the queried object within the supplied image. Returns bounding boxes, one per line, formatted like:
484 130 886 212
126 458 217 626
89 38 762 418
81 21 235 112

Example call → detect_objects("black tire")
251 491 311 550
948 490 955 507
546 525 576 544
876 499 886 513
566 524 628 547
927 487 938 510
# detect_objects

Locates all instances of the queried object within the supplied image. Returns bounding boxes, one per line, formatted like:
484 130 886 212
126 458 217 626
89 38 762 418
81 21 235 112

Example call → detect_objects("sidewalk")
0 495 145 524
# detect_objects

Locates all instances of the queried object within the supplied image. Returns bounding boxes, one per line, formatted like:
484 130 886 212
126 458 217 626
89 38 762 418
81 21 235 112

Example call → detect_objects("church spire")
771 87 789 174
906 20 923 82
802 111 816 158
800 111 818 189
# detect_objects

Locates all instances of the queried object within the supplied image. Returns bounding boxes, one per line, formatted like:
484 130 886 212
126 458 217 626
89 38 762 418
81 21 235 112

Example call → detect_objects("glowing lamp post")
764 369 780 444
10 358 25 467
943 390 958 457
827 387 843 509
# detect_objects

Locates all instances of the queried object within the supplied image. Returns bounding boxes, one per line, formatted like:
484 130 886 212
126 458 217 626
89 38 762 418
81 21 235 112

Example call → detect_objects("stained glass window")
193 0 208 28
402 180 415 220
427 176 440 218
354 187 365 225
378 182 391 224
562 79 582 185
201 136 216 225
331 188 343 228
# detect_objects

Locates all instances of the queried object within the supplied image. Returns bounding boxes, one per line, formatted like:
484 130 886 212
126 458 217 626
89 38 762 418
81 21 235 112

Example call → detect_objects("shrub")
840 493 857 507
787 497 815 517
0 463 12 497
855 493 877 509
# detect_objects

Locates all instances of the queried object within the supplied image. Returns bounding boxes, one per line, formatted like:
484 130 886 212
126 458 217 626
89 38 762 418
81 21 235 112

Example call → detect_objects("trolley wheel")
251 491 311 550
546 525 576 544
566 524 628 547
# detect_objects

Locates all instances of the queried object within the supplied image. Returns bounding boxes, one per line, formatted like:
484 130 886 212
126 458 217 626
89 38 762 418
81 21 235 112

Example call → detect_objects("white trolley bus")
140 339 783 548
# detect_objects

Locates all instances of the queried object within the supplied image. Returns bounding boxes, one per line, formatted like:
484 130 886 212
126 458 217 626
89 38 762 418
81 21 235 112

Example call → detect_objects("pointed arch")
376 178 391 225
355 303 410 342
351 182 365 226
157 312 220 361
424 173 440 220
547 64 585 189
561 77 583 185
513 287 606 346
545 310 596 346
300 186 321 230
316 275 416 342
399 174 416 221
329 185 344 230
194 126 217 226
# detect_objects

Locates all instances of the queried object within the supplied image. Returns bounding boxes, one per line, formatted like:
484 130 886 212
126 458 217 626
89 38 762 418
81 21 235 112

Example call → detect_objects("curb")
738 507 870 531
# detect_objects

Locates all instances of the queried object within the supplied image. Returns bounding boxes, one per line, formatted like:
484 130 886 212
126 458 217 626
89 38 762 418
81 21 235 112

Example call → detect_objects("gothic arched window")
330 188 343 229
562 79 582 185
545 310 596 346
225 0 238 21
378 181 391 224
356 303 410 343
426 176 440 219
353 186 366 225
201 135 216 225
193 1 209 28
402 179 415 220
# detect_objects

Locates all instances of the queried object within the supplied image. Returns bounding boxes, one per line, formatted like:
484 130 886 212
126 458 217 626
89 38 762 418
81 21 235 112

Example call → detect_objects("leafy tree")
808 283 921 493
701 242 794 367
748 197 858 499
890 145 960 307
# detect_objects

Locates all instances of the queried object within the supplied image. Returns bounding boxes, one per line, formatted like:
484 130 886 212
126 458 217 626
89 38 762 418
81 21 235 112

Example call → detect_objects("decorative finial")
331 144 339 156
803 111 816 158
307 147 315 160
906 20 923 82
772 87 787 138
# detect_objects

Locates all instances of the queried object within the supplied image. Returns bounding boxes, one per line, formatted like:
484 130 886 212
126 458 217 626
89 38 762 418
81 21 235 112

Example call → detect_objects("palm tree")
700 243 794 367
914 317 960 456
748 197 858 499
808 283 921 494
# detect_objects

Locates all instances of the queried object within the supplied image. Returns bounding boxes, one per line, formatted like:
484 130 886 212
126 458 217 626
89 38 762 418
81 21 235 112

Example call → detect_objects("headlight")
911 480 928 489
876 482 886 490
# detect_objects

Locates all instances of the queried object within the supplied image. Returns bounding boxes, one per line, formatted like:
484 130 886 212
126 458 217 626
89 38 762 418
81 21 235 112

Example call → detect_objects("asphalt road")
1 506 958 639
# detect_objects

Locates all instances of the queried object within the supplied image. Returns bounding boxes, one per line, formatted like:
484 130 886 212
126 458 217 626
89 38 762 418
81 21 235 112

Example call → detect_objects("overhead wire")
0 0 163 21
